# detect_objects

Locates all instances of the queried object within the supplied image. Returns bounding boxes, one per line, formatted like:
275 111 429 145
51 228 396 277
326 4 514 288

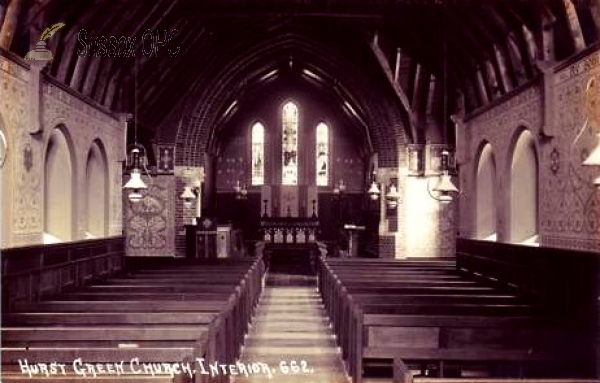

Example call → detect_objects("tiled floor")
233 284 350 383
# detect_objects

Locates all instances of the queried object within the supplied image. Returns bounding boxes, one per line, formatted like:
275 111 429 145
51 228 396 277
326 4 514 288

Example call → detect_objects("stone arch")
0 112 11 247
85 138 109 238
43 125 76 242
474 141 497 240
507 127 539 244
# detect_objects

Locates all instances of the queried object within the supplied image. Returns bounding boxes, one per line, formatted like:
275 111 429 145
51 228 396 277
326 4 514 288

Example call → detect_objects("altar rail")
260 217 319 244
1 237 125 313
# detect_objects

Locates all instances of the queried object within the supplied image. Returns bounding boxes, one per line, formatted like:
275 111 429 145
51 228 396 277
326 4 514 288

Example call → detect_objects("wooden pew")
1 347 196 383
393 358 600 383
6 312 218 326
316 256 571 383
2 325 210 347
2 257 266 383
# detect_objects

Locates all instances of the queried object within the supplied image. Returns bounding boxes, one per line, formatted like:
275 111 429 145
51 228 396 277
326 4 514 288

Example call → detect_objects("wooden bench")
393 358 600 383
316 256 573 383
2 256 266 383
1 347 196 383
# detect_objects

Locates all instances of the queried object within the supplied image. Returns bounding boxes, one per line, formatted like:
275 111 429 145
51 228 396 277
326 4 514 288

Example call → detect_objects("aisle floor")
233 284 350 383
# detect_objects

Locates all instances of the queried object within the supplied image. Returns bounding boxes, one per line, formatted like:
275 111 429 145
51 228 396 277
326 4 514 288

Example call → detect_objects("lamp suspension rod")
443 1 448 145
134 56 138 145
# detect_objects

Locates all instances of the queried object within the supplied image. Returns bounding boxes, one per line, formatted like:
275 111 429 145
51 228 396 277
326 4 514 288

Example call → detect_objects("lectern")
343 224 365 257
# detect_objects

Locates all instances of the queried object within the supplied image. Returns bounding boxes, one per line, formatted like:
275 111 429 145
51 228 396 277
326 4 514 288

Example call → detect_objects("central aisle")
233 279 350 383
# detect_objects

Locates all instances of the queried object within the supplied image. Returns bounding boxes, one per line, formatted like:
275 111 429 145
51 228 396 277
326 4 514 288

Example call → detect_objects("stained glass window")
251 122 264 185
282 102 298 185
316 122 329 186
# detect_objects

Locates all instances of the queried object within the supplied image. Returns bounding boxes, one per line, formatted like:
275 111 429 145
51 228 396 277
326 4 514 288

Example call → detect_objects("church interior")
1 0 600 382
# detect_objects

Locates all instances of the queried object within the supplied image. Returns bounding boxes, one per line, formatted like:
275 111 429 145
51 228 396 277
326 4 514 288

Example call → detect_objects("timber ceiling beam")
369 33 417 143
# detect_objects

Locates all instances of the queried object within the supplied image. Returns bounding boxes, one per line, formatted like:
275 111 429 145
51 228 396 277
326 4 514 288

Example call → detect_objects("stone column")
28 61 46 135
401 145 457 258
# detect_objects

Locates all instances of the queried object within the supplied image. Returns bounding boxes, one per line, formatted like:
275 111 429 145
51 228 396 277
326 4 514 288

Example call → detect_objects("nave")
2 242 597 383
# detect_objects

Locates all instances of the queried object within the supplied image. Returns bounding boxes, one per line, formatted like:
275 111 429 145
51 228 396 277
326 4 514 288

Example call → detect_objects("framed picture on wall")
407 144 424 176
156 145 175 174
429 145 444 174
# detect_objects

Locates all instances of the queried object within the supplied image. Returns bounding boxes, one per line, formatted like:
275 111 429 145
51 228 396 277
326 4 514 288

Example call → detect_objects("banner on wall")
124 175 175 256
155 145 175 174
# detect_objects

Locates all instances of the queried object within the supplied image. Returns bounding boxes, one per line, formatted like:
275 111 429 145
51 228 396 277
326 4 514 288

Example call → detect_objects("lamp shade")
386 184 400 209
583 137 600 166
368 181 380 200
386 184 399 200
437 194 453 204
433 171 459 194
128 191 143 203
180 185 197 202
123 169 148 190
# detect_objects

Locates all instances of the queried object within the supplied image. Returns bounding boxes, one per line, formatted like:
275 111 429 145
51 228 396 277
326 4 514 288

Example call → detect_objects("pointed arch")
282 101 299 185
85 139 109 238
509 128 539 245
251 121 265 186
316 122 329 186
44 126 76 243
475 142 497 241
0 113 11 248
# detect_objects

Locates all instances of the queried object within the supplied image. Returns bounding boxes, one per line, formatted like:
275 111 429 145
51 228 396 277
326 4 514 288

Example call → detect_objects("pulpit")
343 224 365 257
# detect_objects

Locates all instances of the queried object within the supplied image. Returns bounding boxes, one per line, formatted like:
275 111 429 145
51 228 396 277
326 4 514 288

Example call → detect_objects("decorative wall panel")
124 175 175 256
459 82 543 243
459 47 600 251
542 50 600 251
0 56 125 248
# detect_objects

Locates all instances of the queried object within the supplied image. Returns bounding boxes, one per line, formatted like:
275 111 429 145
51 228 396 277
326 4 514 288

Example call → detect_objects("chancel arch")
85 139 109 238
44 126 75 243
508 128 539 245
475 142 497 241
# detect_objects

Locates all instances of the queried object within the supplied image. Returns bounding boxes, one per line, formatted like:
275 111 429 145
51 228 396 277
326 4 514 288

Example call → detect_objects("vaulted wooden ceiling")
1 0 599 157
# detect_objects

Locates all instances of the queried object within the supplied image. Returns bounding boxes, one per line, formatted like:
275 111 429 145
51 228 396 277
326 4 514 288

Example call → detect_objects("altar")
260 185 319 218
258 185 320 275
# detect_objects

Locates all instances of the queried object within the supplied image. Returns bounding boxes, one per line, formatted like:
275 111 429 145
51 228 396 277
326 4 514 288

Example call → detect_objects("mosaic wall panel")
459 48 600 251
542 50 600 250
124 175 175 256
0 56 126 248
459 82 542 242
